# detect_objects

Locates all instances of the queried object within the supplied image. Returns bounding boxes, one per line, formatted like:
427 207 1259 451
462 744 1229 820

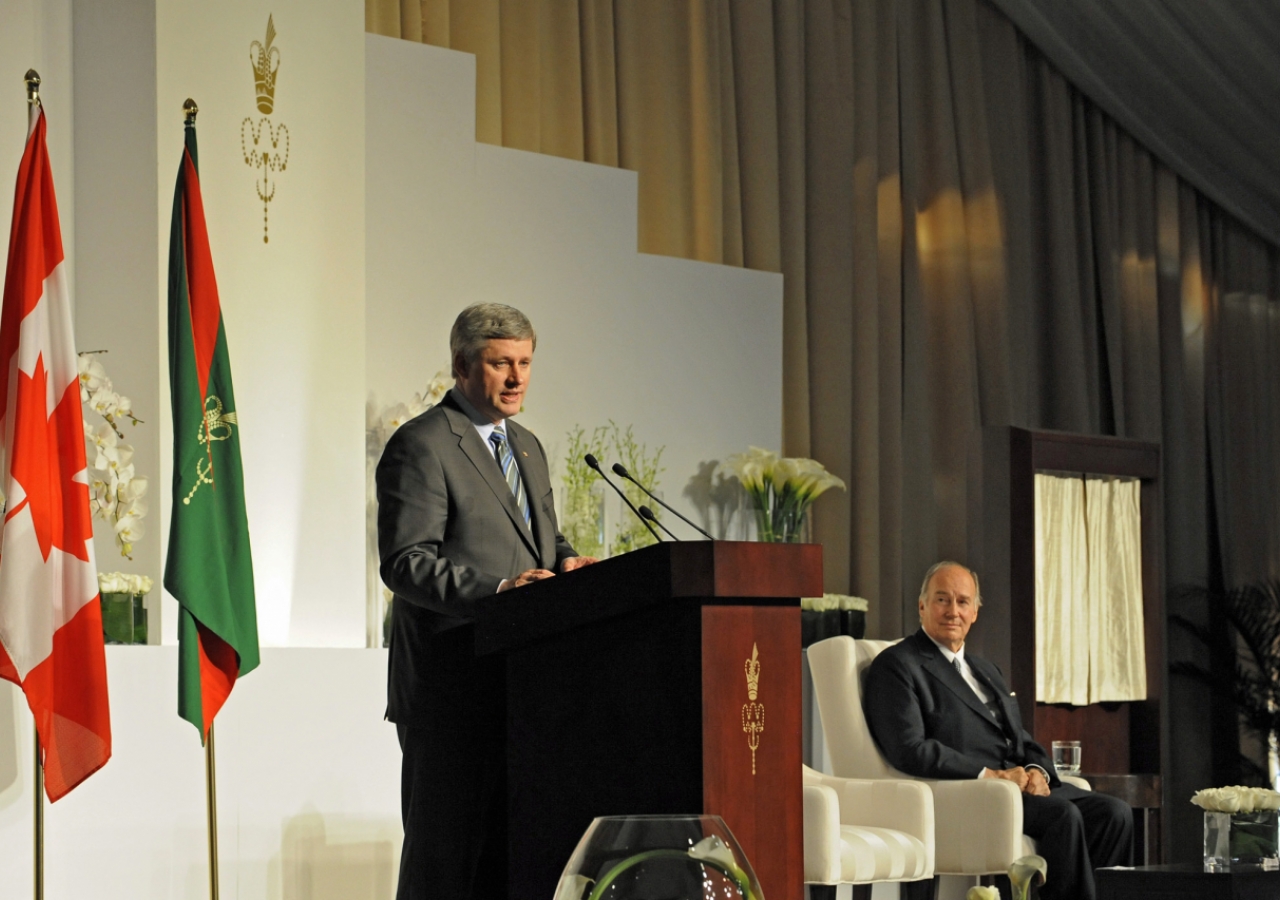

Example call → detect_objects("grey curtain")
984 0 1280 249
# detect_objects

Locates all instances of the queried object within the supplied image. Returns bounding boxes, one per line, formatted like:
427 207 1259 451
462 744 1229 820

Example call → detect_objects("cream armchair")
802 765 934 900
807 637 1034 878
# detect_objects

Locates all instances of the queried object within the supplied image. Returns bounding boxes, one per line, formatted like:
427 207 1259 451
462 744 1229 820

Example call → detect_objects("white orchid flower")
78 356 107 393
119 476 148 503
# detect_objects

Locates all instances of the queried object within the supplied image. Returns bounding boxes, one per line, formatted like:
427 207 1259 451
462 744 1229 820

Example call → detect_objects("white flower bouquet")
1195 785 1280 871
98 571 154 596
721 447 845 543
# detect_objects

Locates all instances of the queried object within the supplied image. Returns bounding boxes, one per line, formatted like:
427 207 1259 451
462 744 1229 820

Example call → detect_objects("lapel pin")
522 451 528 457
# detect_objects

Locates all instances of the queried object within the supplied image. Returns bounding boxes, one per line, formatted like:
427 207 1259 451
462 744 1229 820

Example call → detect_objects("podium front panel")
701 605 803 900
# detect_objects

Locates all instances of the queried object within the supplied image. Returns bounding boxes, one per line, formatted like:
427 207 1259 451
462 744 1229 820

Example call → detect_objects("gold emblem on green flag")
183 395 239 506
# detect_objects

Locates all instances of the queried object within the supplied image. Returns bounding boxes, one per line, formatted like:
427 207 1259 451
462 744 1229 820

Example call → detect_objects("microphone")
584 454 661 543
639 505 680 541
611 463 714 540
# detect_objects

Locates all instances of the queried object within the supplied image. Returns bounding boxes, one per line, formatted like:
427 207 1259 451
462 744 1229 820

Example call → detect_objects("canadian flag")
0 104 110 800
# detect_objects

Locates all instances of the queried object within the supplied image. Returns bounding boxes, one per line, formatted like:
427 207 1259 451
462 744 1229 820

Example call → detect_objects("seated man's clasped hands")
863 561 1132 900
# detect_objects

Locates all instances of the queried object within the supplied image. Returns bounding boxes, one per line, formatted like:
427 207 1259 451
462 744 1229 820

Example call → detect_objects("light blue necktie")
490 427 531 526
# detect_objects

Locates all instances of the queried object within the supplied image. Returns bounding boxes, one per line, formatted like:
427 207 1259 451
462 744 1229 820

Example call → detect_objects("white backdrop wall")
154 0 366 648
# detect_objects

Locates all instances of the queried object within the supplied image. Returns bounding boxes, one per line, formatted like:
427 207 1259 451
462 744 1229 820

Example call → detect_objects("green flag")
166 120 259 743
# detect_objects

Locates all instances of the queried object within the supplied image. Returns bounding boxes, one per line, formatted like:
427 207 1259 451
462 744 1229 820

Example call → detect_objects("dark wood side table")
1082 773 1162 864
1096 864 1280 899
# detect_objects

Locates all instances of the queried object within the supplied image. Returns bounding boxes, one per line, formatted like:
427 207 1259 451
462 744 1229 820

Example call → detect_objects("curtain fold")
1034 473 1090 705
1084 476 1146 703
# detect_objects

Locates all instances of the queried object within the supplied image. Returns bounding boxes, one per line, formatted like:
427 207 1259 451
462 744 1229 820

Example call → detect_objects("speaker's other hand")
561 556 599 572
499 569 555 591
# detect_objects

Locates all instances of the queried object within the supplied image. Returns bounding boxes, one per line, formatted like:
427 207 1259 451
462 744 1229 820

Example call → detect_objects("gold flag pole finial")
25 70 41 107
184 98 198 126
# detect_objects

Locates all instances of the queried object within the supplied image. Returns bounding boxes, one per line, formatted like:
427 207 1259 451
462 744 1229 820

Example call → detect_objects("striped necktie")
490 427 531 526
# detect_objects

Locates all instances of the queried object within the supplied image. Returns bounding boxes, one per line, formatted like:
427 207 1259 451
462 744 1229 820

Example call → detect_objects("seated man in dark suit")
863 561 1132 900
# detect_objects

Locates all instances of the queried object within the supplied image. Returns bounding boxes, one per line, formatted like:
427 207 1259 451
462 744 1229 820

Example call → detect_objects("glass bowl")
554 814 764 900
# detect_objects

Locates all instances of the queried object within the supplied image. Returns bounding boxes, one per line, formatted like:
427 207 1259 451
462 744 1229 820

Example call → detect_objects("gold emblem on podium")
741 643 764 775
241 15 290 243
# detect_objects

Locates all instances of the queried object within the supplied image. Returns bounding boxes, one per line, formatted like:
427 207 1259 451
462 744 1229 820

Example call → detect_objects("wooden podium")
475 540 822 900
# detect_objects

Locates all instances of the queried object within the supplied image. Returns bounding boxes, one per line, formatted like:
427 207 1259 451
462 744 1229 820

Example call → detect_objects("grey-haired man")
377 303 597 899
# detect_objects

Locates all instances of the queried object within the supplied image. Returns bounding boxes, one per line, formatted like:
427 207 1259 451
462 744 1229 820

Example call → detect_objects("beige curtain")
1084 476 1146 702
1034 473 1089 704
1034 473 1146 705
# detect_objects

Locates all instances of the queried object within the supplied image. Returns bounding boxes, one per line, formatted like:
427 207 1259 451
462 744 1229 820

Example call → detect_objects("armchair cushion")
803 765 934 884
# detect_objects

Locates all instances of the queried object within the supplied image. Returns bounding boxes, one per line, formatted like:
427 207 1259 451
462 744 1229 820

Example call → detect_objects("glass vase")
1204 809 1280 871
554 814 763 900
100 592 147 645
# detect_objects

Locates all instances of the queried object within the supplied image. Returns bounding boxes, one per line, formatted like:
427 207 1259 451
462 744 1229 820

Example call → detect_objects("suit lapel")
914 632 1006 733
968 656 1025 757
443 398 539 556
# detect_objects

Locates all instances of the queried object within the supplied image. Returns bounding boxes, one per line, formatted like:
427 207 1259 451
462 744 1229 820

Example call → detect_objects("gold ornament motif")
242 15 289 243
250 15 280 114
184 395 238 506
741 643 764 775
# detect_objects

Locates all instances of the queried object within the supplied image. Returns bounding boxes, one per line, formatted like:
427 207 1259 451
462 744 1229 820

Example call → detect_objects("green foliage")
561 425 608 559
1172 580 1280 785
560 422 666 558
609 422 665 557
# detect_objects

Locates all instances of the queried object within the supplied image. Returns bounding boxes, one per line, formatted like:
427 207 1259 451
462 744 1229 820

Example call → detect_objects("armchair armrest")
928 778 1024 874
803 783 843 884
1060 775 1091 791
802 765 935 874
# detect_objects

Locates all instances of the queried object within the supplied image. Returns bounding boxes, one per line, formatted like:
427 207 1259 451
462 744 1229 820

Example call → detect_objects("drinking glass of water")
1052 740 1082 776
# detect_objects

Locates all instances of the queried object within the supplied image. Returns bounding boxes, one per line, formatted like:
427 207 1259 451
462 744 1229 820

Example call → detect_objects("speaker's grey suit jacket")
376 390 577 725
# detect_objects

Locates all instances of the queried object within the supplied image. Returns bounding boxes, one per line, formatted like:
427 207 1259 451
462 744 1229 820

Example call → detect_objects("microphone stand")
584 454 661 543
639 505 680 541
612 463 714 540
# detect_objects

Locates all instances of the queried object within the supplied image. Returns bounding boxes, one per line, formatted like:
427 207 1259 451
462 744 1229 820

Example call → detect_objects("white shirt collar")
450 385 504 444
924 630 966 665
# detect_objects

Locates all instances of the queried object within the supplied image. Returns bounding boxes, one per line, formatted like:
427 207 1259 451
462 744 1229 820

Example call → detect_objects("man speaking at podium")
864 562 1131 900
376 303 596 900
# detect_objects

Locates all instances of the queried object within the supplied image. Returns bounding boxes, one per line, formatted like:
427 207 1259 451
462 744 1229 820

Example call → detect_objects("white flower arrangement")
1192 786 1280 813
98 571 153 596
721 447 845 542
966 887 999 900
79 353 148 559
801 593 869 612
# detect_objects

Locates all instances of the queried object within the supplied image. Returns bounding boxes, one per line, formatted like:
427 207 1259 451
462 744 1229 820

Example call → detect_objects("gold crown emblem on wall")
250 15 280 114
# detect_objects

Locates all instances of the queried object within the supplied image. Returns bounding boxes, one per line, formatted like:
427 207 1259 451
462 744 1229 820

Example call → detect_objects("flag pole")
33 731 43 900
184 97 219 900
26 70 46 900
205 721 220 900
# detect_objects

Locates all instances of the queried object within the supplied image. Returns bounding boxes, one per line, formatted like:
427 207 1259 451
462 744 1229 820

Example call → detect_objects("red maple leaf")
7 354 94 562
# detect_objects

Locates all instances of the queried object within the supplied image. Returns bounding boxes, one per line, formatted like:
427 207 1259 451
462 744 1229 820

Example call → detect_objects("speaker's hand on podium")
498 568 556 591
561 556 599 573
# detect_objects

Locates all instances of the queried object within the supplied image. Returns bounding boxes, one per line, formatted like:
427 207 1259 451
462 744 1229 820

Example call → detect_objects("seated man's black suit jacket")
863 629 1059 785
